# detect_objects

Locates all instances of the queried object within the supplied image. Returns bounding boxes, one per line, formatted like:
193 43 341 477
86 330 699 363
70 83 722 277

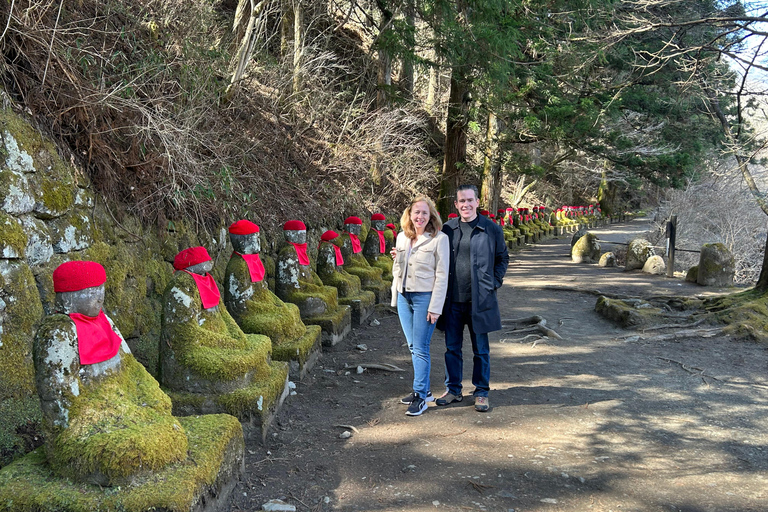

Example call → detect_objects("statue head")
370 213 387 232
283 220 307 244
229 219 261 254
173 246 214 275
53 261 107 317
344 216 363 236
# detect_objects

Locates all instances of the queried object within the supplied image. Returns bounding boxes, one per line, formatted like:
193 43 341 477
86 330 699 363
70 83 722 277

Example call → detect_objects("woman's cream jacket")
390 230 450 314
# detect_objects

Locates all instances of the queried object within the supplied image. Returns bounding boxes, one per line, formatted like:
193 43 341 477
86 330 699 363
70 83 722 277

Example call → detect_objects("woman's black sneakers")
400 391 433 405
405 396 428 416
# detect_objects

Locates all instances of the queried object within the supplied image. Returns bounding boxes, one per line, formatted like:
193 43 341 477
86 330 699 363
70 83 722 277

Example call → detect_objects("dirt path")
229 218 768 512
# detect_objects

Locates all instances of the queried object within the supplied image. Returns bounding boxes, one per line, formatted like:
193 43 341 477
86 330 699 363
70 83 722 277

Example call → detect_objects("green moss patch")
271 325 322 366
304 303 351 334
0 396 42 468
48 354 188 483
594 296 663 328
0 213 27 258
0 414 243 512
168 361 288 421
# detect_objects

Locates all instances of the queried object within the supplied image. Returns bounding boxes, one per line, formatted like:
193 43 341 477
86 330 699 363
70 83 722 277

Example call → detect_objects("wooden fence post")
666 215 677 278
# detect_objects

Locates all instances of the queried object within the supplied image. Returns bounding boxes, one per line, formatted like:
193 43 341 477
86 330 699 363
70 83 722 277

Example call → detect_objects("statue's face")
284 229 307 244
186 260 214 275
230 233 260 254
56 284 105 317
371 220 386 231
345 223 362 236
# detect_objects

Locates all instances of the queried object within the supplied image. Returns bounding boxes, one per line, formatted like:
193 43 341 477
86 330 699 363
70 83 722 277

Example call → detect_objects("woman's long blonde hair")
400 196 442 239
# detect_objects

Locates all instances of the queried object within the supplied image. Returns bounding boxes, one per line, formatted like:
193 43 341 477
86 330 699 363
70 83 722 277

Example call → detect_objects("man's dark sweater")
452 216 480 303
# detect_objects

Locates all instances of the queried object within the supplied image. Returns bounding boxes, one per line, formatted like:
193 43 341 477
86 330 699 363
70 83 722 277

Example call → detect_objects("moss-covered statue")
32 261 188 486
224 220 322 379
336 216 389 304
363 213 394 282
386 222 398 246
501 208 521 248
275 220 351 346
316 230 376 327
160 246 288 433
7 260 245 509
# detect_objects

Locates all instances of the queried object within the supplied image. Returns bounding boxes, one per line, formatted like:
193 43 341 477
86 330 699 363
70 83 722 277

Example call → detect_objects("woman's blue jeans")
397 291 436 400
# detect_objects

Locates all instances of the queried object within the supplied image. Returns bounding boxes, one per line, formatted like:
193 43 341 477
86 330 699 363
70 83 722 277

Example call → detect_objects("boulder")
598 252 616 267
696 243 734 287
571 232 600 263
625 238 654 271
642 255 666 275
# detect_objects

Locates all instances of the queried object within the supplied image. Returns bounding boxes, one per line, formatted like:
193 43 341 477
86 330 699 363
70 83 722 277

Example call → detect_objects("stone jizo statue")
363 213 394 282
34 260 187 486
224 219 322 378
338 216 388 303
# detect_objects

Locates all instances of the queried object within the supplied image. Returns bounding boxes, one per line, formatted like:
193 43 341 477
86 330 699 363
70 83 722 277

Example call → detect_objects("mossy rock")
33 167 76 220
0 413 244 512
49 211 93 254
0 262 43 467
0 169 35 215
271 325 322 371
571 232 600 264
625 238 654 271
594 295 663 328
598 252 616 267
714 290 768 342
642 255 666 275
686 265 699 283
697 243 734 287
0 213 27 259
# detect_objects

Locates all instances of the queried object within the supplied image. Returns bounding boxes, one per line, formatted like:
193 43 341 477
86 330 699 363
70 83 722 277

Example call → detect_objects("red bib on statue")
372 229 386 254
184 271 221 309
289 243 310 266
348 233 362 254
69 311 122 365
235 252 265 282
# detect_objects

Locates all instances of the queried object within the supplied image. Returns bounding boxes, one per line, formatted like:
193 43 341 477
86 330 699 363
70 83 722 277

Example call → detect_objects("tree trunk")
426 64 438 114
481 111 502 212
399 0 415 100
376 1 393 109
757 237 768 293
280 0 293 58
292 0 303 94
438 70 470 216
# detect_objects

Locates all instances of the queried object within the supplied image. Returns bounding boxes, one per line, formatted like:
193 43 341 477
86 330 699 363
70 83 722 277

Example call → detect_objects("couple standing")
390 185 509 416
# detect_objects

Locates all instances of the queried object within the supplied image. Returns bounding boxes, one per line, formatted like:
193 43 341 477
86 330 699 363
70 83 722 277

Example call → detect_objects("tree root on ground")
619 328 725 343
501 315 563 340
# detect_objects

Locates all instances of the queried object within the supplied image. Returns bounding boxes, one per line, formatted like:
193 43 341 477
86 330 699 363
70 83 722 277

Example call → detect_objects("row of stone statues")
28 214 398 497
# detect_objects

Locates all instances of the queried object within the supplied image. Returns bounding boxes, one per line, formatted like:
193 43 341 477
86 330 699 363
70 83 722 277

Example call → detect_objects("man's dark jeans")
443 302 490 397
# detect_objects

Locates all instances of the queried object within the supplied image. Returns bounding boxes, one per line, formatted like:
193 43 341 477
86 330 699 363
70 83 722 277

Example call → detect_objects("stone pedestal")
0 414 244 512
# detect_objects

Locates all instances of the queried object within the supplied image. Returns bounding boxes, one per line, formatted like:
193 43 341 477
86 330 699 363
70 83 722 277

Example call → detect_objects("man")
436 184 509 412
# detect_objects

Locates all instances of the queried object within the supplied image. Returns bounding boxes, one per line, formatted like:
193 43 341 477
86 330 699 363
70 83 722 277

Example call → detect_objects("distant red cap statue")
371 213 386 221
344 216 363 225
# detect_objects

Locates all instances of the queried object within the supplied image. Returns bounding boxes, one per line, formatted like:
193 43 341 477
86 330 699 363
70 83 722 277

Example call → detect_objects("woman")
391 196 450 416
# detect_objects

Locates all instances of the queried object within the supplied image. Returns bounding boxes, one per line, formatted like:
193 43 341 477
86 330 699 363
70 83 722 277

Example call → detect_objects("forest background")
1 0 768 286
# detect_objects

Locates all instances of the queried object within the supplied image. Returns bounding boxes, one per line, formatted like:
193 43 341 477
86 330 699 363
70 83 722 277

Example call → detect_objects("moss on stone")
0 396 42 469
686 265 699 283
0 213 27 258
0 413 243 512
47 354 188 483
35 173 76 220
168 361 288 422
271 325 322 366
594 296 663 328
224 255 306 345
303 303 351 334
0 263 43 433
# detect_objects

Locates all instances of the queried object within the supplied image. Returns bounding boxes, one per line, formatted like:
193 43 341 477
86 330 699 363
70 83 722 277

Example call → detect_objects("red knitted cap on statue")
344 216 363 225
497 209 505 213
371 213 386 221
173 247 212 271
479 210 489 216
448 213 458 218
321 230 339 242
283 220 306 231
386 223 396 230
229 219 260 235
506 207 514 212
53 261 106 293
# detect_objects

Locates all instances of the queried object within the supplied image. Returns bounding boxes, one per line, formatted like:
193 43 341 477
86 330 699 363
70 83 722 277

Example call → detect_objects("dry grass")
0 0 440 231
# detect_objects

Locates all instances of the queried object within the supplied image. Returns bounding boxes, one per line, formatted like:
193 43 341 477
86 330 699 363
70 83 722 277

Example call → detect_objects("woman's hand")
427 312 440 324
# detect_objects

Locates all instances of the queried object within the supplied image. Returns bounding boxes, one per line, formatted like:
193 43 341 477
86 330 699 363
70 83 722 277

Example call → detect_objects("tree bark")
292 0 303 94
481 111 503 212
438 70 470 216
376 1 393 109
399 0 415 100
